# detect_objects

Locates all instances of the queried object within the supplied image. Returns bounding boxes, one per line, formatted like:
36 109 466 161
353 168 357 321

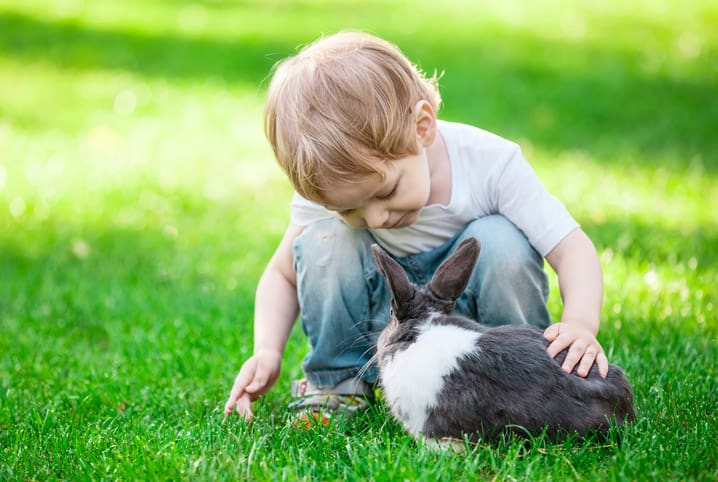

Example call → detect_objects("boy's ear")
414 100 436 147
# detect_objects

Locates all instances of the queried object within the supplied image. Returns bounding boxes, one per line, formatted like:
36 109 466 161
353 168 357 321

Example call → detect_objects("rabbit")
371 237 635 442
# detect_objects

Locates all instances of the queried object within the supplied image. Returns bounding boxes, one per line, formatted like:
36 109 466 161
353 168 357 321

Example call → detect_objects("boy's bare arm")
224 223 304 419
544 228 609 378
254 223 303 356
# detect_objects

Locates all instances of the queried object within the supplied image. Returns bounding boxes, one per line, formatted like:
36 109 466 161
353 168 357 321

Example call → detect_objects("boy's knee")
293 218 375 277
454 216 550 327
459 215 543 278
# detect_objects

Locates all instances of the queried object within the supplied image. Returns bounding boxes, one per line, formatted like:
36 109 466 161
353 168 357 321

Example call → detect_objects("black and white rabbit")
371 237 635 442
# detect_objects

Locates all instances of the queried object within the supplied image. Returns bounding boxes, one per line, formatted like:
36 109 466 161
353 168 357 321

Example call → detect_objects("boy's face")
320 150 431 230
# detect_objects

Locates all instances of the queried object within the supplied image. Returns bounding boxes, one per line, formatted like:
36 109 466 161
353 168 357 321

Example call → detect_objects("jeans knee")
460 215 544 281
293 218 375 277
292 218 386 334
455 216 550 326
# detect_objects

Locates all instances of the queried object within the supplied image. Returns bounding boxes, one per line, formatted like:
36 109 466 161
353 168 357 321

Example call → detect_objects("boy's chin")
391 210 419 229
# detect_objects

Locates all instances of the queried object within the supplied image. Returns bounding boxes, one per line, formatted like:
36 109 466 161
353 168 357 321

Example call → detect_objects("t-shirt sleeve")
489 143 579 256
289 192 336 226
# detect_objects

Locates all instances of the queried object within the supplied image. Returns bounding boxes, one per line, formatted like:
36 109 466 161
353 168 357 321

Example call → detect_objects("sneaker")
288 377 375 427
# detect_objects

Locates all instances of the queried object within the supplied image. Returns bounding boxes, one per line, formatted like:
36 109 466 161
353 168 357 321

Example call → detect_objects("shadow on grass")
0 10 288 86
0 226 249 337
1 209 714 352
1 9 716 172
582 217 718 269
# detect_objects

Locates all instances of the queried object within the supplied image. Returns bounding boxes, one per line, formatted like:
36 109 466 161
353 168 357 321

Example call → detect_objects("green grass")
1 0 716 480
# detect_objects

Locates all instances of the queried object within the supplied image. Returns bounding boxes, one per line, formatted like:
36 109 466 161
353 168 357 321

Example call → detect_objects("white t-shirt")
290 120 578 258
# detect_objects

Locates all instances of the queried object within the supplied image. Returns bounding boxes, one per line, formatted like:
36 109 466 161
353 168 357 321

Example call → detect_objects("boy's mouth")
388 215 405 229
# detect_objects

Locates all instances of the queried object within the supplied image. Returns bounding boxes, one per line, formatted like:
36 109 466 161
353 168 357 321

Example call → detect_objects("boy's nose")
363 205 388 229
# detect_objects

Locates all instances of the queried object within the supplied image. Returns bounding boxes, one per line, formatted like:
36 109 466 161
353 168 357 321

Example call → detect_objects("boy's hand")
224 350 282 421
544 322 608 379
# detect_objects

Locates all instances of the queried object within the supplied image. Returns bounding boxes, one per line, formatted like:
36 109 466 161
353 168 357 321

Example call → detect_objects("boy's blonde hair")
265 31 441 203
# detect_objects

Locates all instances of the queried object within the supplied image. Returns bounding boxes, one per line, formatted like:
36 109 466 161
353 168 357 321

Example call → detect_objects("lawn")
0 0 716 480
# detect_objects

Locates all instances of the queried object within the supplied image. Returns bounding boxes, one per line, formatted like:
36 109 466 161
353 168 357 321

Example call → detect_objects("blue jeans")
292 215 551 387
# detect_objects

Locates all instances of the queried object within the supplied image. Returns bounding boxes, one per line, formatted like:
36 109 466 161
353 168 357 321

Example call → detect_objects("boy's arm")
224 223 304 420
253 223 303 357
544 227 609 378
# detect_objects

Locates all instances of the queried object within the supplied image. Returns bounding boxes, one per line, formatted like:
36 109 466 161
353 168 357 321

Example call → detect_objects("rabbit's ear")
371 244 414 309
429 237 481 301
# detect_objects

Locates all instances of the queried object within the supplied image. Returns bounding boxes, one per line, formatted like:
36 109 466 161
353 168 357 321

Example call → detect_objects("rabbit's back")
422 323 634 440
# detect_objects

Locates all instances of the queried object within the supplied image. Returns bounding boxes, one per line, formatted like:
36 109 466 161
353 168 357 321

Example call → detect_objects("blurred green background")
1 0 716 479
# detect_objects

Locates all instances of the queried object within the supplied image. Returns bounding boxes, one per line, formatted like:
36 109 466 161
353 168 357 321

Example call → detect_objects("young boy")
224 31 608 423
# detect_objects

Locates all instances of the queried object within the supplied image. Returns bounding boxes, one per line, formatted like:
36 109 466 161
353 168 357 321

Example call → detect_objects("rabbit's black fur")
371 237 635 442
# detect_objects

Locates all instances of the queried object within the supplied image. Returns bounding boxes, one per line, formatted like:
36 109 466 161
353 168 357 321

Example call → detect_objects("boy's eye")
376 183 398 200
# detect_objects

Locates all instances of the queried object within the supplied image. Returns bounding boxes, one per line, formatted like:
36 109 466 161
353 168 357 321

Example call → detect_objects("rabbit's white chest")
381 319 481 436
